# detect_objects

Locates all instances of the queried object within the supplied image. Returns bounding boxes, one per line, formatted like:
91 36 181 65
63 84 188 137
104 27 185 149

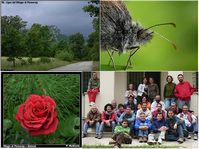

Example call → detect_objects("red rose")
16 94 58 136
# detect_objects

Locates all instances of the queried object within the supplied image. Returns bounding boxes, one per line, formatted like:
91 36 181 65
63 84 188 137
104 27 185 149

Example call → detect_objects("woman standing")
164 75 176 110
87 72 100 106
137 77 148 104
148 77 159 104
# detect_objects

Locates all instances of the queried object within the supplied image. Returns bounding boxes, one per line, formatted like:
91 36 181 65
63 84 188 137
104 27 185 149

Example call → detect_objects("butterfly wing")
101 1 135 53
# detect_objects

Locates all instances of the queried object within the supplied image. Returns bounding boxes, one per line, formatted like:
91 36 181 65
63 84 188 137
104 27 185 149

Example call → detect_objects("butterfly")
101 0 176 70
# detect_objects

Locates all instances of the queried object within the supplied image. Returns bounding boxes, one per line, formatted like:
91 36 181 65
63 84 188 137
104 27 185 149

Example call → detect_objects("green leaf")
59 116 79 137
3 119 12 132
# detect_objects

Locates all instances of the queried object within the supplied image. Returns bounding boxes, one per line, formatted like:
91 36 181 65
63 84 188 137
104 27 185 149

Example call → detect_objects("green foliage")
1 16 27 67
3 119 12 132
26 24 53 57
39 57 51 63
68 33 85 60
1 57 73 71
3 74 80 145
55 50 74 62
2 4 99 69
83 1 99 61
27 57 33 64
20 59 27 66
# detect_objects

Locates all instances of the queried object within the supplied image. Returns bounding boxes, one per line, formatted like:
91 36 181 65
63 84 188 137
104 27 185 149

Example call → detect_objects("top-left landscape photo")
1 0 99 71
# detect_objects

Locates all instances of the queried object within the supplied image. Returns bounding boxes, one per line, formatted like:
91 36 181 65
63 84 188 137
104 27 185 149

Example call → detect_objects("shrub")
40 57 51 63
28 57 33 64
7 57 14 62
20 59 27 66
55 50 74 62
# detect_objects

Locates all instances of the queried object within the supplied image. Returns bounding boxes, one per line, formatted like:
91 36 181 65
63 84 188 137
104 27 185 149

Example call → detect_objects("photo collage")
1 0 198 148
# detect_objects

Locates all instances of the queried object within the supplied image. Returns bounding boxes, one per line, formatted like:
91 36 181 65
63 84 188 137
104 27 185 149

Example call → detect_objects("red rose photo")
2 73 80 146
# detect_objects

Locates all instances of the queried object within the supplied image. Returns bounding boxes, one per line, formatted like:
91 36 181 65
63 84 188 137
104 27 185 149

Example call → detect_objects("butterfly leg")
124 47 140 70
107 49 116 70
108 50 115 66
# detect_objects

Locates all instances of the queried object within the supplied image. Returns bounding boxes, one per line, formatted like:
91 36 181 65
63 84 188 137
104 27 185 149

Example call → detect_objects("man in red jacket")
98 104 116 139
174 74 194 112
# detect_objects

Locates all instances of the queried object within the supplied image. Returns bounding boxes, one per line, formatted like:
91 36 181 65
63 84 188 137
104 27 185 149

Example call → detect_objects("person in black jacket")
165 109 185 143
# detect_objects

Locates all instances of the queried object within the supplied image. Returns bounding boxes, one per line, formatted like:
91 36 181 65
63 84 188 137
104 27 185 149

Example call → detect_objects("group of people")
83 73 198 148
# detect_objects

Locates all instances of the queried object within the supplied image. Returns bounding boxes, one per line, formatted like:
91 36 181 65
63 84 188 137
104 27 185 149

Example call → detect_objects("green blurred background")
101 1 198 71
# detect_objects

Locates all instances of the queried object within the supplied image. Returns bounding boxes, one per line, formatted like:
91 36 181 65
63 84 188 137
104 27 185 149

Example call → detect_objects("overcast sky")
2 1 94 37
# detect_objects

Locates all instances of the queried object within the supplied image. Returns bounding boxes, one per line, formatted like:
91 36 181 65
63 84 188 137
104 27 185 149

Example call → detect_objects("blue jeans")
138 130 148 137
99 121 116 135
181 122 198 134
177 124 184 138
83 122 100 135
164 98 176 109
166 124 184 141
178 99 190 110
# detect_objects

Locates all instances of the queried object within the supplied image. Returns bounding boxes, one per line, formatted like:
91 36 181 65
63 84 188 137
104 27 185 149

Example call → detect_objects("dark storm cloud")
2 1 94 37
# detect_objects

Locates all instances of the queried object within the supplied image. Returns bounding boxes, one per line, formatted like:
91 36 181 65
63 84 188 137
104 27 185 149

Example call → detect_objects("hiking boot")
98 134 102 139
194 134 198 140
82 134 87 138
143 137 147 142
177 137 184 144
187 134 191 139
139 137 143 143
95 134 98 138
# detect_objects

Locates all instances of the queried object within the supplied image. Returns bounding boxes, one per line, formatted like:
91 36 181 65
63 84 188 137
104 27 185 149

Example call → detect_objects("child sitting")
110 119 132 148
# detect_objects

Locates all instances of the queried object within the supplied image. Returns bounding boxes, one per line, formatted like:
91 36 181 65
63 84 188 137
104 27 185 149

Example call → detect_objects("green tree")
26 24 53 57
1 15 27 67
68 33 85 60
83 1 99 61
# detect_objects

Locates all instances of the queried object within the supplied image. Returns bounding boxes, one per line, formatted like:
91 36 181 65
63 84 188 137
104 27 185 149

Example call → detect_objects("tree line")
2 1 99 67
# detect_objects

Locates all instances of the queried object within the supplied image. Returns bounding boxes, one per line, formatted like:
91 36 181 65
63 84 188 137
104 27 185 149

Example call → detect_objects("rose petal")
29 117 58 136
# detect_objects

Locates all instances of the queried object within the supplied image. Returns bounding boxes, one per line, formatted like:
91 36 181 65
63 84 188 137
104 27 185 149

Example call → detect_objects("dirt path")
49 61 93 71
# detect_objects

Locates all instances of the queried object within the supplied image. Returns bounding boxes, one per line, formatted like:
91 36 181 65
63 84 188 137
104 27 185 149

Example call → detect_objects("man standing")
174 74 194 112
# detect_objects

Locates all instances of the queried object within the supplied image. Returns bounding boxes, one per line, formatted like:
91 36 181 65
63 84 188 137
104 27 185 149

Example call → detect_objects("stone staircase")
82 118 113 138
87 127 113 137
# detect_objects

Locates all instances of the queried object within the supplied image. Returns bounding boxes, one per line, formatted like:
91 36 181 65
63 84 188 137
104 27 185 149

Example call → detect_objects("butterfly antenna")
146 22 176 30
154 31 177 50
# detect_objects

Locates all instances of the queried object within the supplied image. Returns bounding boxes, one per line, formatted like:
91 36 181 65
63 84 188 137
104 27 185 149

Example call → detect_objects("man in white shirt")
151 95 165 112
177 105 198 140
136 102 152 120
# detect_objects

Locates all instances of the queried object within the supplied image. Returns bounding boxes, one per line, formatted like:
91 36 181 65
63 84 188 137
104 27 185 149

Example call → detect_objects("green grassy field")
1 57 72 71
101 1 198 71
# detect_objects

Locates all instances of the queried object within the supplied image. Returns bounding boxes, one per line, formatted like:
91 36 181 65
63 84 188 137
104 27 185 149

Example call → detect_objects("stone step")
86 132 112 138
